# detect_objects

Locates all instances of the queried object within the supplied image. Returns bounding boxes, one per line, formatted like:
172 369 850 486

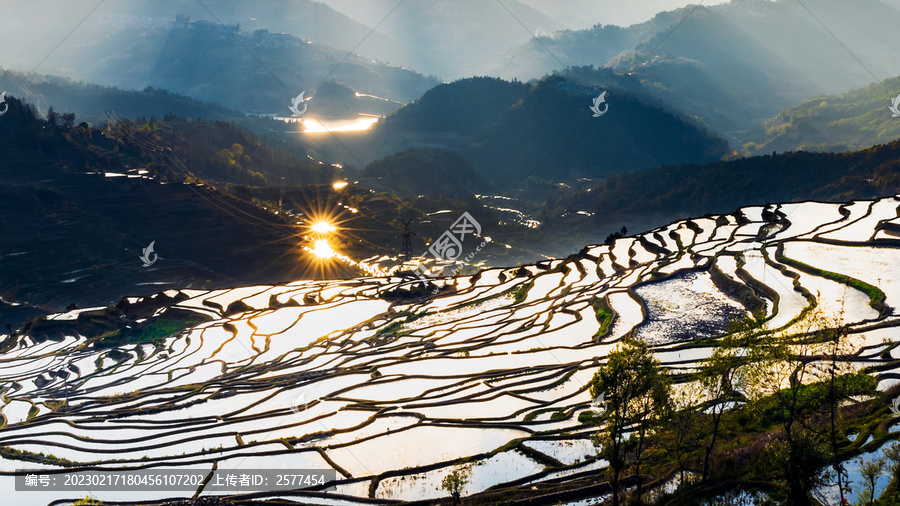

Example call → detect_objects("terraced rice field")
2 195 900 505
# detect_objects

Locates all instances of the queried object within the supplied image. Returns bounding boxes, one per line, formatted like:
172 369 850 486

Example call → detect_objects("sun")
272 182 382 279
311 221 336 234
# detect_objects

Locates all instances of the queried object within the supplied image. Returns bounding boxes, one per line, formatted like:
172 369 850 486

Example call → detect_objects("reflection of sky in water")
302 116 379 132
272 115 380 132
634 271 746 343
818 437 898 505
377 449 543 501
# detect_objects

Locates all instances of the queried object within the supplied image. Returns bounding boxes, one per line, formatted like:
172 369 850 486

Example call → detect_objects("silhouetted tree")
698 317 759 481
591 335 670 506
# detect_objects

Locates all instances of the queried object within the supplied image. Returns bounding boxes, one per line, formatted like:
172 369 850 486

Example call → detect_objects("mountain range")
0 10 438 115
318 75 729 188
490 0 900 143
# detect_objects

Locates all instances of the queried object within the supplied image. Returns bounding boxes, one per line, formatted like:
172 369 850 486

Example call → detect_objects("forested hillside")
749 76 900 155
342 75 729 187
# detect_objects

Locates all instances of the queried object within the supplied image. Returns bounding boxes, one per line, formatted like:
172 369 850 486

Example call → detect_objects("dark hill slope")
353 76 729 187
549 140 900 230
361 148 493 198
0 97 357 321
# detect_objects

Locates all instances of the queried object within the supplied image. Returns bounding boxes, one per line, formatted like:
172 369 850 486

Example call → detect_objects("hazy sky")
524 0 730 29
319 0 730 30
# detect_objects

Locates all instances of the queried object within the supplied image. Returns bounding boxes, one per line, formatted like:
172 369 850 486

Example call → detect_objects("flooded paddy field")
2 195 899 504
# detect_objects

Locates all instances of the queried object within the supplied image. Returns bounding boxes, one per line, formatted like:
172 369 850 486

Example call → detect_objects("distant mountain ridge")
143 18 439 112
0 0 410 92
496 0 900 90
490 0 900 144
162 0 408 66
22 15 440 115
317 0 561 80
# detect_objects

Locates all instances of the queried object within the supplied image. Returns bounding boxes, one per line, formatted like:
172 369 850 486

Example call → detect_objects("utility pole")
278 177 286 215
400 219 414 260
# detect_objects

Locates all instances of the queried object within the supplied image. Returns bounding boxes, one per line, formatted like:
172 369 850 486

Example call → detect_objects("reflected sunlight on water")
278 116 380 133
